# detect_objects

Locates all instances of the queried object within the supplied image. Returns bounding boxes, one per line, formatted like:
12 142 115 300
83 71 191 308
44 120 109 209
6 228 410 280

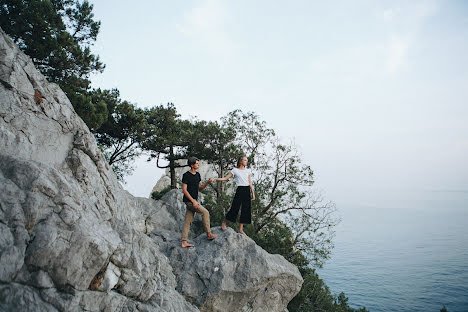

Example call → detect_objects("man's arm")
199 178 213 190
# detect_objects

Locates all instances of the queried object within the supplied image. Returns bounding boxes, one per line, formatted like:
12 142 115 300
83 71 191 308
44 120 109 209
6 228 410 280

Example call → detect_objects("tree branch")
109 140 136 164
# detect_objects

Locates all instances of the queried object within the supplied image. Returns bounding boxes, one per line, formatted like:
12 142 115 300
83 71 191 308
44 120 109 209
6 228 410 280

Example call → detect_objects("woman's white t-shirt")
231 168 250 186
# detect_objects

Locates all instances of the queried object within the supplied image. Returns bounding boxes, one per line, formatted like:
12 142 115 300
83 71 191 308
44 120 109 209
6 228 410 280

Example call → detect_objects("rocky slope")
0 27 302 312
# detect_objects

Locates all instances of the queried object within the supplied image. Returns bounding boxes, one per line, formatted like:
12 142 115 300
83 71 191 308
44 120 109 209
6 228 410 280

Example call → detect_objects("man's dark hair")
187 157 199 167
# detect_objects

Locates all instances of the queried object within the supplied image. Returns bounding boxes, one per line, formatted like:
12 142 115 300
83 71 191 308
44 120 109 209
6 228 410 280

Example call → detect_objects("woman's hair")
236 155 247 168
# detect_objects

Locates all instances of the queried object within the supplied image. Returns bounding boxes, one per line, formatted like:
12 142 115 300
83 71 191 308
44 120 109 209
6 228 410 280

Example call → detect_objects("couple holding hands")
181 156 255 248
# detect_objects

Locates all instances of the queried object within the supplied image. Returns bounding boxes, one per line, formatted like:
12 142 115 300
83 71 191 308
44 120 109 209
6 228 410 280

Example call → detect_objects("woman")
215 155 255 235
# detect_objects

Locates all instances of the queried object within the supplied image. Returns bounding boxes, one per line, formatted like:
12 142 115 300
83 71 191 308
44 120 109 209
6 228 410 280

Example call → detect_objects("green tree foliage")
201 192 232 224
221 109 275 165
93 89 151 180
288 267 340 312
200 110 364 311
143 103 191 189
0 0 106 130
249 218 309 268
151 185 171 201
289 268 369 312
194 120 242 197
215 110 339 267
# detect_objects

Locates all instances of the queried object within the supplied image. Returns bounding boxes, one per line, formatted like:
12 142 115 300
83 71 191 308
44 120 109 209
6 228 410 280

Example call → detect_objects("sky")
89 0 468 209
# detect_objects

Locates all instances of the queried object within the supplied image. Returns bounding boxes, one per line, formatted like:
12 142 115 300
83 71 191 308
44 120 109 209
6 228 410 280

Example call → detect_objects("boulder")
151 228 302 312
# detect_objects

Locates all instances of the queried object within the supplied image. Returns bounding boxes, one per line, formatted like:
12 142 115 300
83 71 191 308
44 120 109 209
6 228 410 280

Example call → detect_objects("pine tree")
0 0 106 130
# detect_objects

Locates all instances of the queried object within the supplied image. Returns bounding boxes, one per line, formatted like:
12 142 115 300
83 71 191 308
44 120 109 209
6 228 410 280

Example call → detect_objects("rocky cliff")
0 28 302 312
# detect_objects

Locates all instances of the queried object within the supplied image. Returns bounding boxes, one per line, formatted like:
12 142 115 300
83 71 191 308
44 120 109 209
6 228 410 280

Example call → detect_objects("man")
181 157 218 248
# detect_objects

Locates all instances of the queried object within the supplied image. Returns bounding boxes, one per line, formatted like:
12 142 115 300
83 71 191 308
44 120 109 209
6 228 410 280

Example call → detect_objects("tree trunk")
169 146 177 189
221 167 225 194
217 167 223 198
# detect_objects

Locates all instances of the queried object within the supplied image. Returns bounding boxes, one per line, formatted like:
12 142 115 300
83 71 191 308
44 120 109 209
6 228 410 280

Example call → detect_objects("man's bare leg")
207 232 218 240
181 240 195 248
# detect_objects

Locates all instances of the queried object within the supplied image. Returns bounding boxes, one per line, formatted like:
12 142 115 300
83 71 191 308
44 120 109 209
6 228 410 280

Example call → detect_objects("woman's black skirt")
225 186 251 224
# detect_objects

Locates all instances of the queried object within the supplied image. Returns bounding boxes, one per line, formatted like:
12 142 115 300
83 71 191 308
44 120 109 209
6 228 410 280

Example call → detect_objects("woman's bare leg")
222 219 227 231
239 223 246 235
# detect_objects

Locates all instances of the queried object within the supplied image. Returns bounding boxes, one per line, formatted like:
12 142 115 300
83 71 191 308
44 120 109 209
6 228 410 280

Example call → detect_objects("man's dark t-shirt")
182 171 201 203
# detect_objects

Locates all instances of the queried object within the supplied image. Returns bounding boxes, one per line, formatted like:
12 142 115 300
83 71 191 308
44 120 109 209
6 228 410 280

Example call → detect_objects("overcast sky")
89 0 468 208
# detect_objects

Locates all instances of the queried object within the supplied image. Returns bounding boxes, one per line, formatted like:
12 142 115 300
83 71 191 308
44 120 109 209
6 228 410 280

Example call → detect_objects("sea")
317 190 468 312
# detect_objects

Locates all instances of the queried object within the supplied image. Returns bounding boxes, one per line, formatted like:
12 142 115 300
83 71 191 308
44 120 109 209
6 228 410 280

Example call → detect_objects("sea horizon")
317 190 468 312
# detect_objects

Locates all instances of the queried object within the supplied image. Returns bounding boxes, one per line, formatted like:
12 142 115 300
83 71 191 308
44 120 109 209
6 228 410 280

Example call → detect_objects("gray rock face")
152 228 302 312
0 27 197 312
0 27 302 312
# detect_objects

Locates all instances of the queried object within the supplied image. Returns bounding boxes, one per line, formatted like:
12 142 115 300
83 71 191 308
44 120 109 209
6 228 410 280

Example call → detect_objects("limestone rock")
151 228 303 312
0 27 198 312
151 175 171 194
102 260 120 292
0 26 302 312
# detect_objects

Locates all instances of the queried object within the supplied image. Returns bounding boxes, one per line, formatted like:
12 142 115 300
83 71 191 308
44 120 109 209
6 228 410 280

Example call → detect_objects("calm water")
317 191 468 312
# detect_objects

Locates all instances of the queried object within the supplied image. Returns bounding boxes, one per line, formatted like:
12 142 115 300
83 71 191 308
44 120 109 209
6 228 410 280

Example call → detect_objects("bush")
151 186 171 200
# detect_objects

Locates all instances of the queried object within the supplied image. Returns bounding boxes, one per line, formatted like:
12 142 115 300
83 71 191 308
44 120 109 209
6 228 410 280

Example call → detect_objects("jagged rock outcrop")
0 27 197 312
0 27 302 312
152 227 302 312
